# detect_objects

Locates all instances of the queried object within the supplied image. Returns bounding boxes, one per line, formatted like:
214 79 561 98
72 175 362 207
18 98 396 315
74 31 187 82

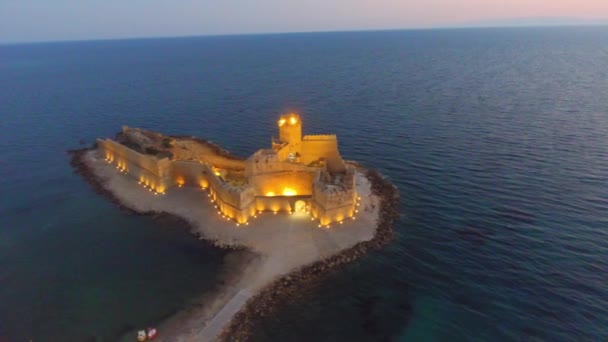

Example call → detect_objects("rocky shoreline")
217 169 399 341
68 147 399 341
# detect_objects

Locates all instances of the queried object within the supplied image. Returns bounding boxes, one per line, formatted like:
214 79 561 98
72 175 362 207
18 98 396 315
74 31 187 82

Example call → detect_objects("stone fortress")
97 114 358 226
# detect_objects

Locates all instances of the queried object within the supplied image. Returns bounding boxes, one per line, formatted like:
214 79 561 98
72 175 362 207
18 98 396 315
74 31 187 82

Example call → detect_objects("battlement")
302 134 337 141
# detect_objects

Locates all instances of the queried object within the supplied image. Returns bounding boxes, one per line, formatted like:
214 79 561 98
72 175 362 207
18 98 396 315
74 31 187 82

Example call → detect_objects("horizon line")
2 22 608 46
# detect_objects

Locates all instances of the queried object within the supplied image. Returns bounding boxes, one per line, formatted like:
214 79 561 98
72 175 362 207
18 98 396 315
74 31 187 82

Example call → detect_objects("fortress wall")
248 171 314 197
97 139 171 192
313 204 355 225
311 183 356 225
246 160 314 175
276 145 291 161
254 197 293 213
302 134 337 140
98 139 256 223
301 137 345 172
200 154 246 170
313 188 355 208
206 171 256 224
170 160 210 188
171 140 245 170
98 139 163 176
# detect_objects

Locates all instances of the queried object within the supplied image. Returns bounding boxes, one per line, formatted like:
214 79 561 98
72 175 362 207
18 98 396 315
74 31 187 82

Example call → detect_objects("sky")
1 0 608 43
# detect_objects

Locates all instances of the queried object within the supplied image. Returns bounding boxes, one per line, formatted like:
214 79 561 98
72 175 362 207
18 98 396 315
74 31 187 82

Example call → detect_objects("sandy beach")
73 148 396 341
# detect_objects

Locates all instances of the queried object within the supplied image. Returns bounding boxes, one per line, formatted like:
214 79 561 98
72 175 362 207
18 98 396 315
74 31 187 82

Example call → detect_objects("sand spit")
68 147 398 341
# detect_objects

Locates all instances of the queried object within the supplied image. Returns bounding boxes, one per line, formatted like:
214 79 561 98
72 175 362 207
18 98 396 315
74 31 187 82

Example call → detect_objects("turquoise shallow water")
1 27 608 341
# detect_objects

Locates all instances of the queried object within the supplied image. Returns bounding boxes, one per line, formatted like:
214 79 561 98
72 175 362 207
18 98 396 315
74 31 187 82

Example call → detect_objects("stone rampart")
206 168 256 224
99 138 257 223
310 168 357 225
170 160 210 188
97 138 172 193
249 171 314 197
300 136 345 172
253 197 294 213
302 134 337 141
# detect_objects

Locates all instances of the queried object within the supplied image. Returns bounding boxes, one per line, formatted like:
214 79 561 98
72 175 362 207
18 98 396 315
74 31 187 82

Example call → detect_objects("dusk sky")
2 0 608 43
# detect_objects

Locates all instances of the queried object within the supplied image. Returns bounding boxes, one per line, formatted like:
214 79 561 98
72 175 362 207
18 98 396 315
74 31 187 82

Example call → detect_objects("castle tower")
276 113 302 157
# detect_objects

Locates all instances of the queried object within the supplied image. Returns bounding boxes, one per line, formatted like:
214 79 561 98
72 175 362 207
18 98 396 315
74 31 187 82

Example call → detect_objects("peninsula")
69 113 399 341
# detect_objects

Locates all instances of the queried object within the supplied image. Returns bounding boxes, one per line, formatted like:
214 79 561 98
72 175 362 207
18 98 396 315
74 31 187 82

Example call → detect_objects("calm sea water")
1 27 608 341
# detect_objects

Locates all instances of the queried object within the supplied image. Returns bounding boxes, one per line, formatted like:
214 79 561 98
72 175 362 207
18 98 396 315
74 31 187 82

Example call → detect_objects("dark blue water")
1 27 608 341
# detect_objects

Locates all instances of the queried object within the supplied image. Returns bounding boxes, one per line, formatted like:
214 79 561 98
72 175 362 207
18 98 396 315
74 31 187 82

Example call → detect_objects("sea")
1 27 607 341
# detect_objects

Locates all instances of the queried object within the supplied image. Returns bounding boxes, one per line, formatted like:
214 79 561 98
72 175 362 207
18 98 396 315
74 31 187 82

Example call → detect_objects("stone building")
97 113 358 226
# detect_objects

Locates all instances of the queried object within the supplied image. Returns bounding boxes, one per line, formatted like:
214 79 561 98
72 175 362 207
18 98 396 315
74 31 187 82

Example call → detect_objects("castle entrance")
294 200 306 212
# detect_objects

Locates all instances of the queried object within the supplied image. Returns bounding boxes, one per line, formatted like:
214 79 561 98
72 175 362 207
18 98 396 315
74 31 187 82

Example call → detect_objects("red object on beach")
147 328 158 339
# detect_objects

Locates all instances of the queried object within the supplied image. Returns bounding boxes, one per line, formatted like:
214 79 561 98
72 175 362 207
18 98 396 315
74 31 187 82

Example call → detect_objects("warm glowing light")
289 116 297 125
278 119 286 126
273 211 277 215
282 188 297 196
246 222 249 226
265 191 275 197
214 171 221 176
340 221 343 224
318 224 322 228
236 223 240 226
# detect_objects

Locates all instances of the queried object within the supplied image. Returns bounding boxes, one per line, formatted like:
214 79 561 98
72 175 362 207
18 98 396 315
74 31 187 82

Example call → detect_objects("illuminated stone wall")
97 138 172 193
249 172 314 197
254 197 293 213
170 160 210 188
245 150 316 174
310 167 357 225
170 139 245 170
311 192 355 225
301 135 345 172
98 138 257 224
206 169 256 224
245 149 318 197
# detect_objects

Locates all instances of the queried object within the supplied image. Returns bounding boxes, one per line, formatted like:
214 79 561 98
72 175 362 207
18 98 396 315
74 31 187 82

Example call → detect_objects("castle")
96 114 358 226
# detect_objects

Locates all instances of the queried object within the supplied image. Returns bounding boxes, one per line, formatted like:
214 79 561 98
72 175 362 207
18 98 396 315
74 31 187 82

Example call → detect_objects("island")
69 113 399 341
